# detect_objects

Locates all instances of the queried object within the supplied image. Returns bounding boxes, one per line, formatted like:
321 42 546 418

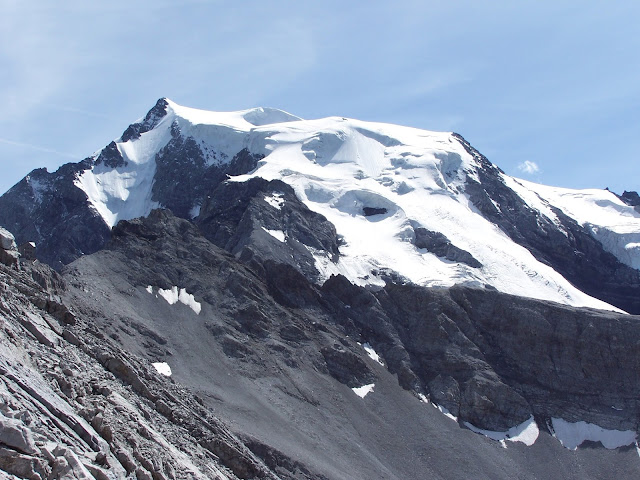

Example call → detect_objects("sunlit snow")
362 343 384 365
551 417 636 450
262 227 286 242
151 362 172 376
434 403 458 422
352 384 375 398
264 192 285 210
153 286 202 314
464 416 539 446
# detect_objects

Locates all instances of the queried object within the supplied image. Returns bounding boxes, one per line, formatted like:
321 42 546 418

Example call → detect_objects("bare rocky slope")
0 230 284 480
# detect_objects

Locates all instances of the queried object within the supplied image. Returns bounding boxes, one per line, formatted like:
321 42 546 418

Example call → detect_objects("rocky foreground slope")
0 229 284 480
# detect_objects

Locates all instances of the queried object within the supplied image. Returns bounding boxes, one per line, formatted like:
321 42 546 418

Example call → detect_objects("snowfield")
512 178 640 270
74 99 640 312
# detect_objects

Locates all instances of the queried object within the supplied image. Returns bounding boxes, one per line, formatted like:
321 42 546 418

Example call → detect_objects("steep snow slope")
75 100 301 227
67 99 634 312
506 177 640 270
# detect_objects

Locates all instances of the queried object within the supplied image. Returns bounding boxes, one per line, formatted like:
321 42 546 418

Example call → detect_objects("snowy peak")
240 106 302 126
1 99 639 314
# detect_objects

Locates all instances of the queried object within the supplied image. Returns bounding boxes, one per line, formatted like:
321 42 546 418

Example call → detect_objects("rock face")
152 121 263 219
413 227 482 268
0 226 20 267
197 177 341 282
619 190 640 213
0 164 111 269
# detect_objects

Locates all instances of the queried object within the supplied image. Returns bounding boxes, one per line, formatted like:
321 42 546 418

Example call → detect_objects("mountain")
2 98 639 313
1 99 639 479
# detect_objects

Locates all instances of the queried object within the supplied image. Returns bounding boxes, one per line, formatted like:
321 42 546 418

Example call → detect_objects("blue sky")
1 1 638 195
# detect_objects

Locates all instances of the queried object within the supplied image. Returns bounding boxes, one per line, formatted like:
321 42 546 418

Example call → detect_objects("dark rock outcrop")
618 190 640 213
120 97 169 142
619 190 640 207
94 141 126 169
362 207 387 216
197 177 341 283
152 119 263 218
0 164 111 270
413 227 482 268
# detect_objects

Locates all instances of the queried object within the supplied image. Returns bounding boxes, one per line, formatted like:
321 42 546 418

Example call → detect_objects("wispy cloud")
0 138 79 159
518 160 540 175
43 104 116 120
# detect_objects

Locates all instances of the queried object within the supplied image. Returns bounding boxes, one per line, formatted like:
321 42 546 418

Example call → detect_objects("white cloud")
518 160 540 175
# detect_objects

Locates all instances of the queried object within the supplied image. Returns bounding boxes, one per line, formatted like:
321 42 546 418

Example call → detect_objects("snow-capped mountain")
1 99 640 479
1 98 639 313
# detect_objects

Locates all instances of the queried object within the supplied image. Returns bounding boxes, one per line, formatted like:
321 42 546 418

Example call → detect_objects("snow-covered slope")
506 177 640 270
74 100 301 227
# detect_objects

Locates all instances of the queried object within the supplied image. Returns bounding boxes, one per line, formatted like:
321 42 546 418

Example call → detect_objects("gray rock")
0 447 47 480
0 414 38 455
0 227 16 251
321 346 376 388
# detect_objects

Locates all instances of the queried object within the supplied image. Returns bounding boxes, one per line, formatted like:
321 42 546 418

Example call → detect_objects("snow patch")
152 362 172 376
352 384 375 398
550 417 636 450
262 227 286 242
464 416 539 446
157 286 202 314
264 192 285 210
189 203 201 219
362 343 384 365
434 404 459 423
